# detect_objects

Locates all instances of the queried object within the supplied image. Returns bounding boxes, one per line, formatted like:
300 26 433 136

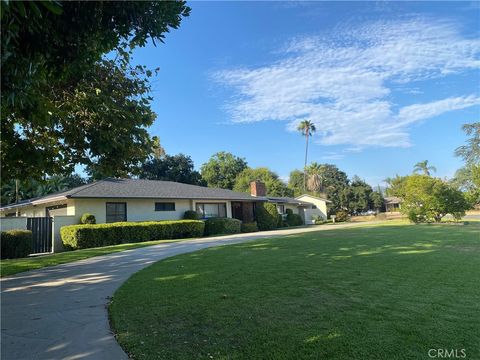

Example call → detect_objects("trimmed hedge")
256 203 279 231
183 210 199 220
61 220 205 250
286 213 303 226
241 222 258 233
1 230 32 259
204 217 241 236
80 213 96 224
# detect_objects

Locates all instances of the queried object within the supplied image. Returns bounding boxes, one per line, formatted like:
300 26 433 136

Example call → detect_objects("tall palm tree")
413 160 437 176
297 120 316 191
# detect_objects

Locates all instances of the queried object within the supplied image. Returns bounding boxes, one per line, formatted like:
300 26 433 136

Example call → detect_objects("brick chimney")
250 181 266 197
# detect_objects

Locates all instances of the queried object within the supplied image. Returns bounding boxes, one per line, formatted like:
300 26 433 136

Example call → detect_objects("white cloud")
213 18 480 148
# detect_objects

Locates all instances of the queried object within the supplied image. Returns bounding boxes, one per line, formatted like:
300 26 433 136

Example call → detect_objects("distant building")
384 196 402 212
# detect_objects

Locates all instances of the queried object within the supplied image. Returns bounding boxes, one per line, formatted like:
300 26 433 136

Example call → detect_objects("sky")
131 1 480 186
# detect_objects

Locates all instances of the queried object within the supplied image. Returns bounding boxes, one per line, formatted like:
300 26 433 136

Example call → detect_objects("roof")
265 196 313 206
295 193 331 203
384 196 402 204
0 178 263 210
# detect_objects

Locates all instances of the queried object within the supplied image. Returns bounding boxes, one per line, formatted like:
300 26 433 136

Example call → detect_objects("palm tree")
413 160 437 176
306 162 324 193
297 120 316 191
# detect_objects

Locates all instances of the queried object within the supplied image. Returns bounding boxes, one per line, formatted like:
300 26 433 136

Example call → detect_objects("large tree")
200 152 248 189
402 175 469 222
1 1 190 181
311 164 349 215
234 168 293 197
455 122 480 165
297 120 316 191
345 176 373 214
413 160 436 176
139 154 205 186
288 170 305 196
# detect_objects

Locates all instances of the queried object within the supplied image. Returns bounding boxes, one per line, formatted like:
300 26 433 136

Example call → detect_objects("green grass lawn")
109 223 480 360
0 239 181 277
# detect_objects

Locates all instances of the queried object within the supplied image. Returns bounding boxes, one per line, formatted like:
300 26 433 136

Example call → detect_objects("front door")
231 202 243 221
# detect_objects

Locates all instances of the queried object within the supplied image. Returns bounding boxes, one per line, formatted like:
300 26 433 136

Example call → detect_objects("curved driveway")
1 222 380 360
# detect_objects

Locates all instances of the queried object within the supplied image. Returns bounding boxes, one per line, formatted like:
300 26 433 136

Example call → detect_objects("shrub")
204 217 241 236
286 212 303 226
285 208 293 215
183 210 199 220
241 222 258 233
335 210 349 222
256 203 278 231
1 230 32 259
80 213 96 224
61 220 205 250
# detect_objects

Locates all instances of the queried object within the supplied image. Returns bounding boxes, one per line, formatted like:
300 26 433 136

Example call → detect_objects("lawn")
0 239 181 277
109 223 480 360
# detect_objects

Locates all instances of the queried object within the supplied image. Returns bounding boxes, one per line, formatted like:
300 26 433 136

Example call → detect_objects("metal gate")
27 217 52 254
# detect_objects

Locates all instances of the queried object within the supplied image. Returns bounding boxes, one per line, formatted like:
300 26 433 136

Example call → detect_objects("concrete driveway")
1 222 382 360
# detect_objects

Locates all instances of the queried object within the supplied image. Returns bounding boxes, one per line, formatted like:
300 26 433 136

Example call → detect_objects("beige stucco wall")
296 195 328 221
1 198 238 224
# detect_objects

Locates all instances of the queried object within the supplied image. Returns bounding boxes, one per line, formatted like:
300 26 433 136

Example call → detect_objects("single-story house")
384 196 402 212
0 178 329 224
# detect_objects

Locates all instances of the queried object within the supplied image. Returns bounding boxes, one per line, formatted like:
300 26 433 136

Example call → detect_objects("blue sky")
132 1 479 186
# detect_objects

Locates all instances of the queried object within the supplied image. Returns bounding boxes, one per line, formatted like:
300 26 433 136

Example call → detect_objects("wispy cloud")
213 18 480 148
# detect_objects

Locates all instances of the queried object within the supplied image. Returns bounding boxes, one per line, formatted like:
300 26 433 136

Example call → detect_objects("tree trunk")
303 132 309 191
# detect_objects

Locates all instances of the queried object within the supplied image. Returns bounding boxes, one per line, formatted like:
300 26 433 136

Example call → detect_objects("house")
0 179 329 225
384 196 402 212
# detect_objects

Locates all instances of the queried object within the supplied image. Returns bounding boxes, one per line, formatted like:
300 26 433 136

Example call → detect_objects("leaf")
40 1 63 15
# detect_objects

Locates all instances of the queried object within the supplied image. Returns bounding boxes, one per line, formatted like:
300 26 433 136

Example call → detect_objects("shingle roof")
265 196 313 206
0 178 262 210
384 196 402 204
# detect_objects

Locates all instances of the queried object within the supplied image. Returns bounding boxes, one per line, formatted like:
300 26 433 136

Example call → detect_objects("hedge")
204 217 241 236
183 210 199 220
80 213 96 224
256 203 279 231
1 230 32 259
241 222 258 233
286 213 303 226
61 220 205 250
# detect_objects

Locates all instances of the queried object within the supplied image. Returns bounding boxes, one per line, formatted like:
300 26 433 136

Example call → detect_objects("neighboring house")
0 179 330 225
384 196 402 212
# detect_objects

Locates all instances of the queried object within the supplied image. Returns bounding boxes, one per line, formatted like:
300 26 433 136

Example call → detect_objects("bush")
61 220 205 250
335 210 349 222
256 203 279 231
1 230 32 259
183 210 199 220
285 208 293 215
80 213 96 224
286 212 303 226
241 222 258 233
204 217 241 236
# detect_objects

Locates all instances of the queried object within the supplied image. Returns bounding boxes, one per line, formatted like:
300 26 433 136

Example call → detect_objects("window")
155 202 175 211
277 205 285 214
195 203 227 218
106 202 127 223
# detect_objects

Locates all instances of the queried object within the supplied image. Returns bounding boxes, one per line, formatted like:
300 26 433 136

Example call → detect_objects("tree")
306 162 324 193
200 152 248 189
288 170 304 196
413 160 436 176
1 1 190 182
297 120 317 191
455 122 480 165
345 176 373 214
310 164 349 215
369 190 385 212
401 175 469 222
139 154 205 186
233 168 293 197
151 136 166 159
384 175 408 197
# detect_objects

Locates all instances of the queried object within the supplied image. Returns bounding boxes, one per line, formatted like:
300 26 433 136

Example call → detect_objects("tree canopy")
455 122 480 165
1 1 190 181
139 154 205 186
234 168 293 197
200 152 248 189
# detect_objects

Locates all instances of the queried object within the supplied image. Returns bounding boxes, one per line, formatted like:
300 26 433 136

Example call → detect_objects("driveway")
1 222 383 360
